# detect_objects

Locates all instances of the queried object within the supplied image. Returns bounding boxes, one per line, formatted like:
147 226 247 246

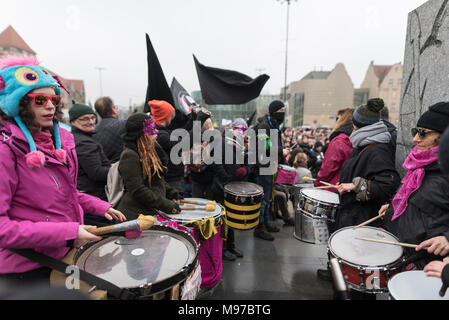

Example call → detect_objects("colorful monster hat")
0 55 67 168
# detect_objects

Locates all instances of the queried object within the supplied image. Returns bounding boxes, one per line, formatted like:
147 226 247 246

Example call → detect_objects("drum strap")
10 249 137 300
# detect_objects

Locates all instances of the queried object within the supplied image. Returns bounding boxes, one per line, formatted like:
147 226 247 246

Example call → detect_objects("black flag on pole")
193 55 270 105
170 77 198 115
144 34 175 113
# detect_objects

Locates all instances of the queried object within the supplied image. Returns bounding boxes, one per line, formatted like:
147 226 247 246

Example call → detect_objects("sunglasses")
27 94 62 107
411 127 435 138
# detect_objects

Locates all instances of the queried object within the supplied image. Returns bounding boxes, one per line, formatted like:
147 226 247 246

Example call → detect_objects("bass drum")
74 225 200 300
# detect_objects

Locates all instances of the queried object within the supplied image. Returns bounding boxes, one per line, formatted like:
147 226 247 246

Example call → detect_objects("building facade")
286 63 354 127
0 25 86 123
360 61 403 125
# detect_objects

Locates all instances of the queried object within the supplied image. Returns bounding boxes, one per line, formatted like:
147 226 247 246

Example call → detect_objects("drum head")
224 181 263 196
329 227 403 267
293 183 314 189
300 188 339 204
75 227 197 290
279 164 296 172
162 198 223 223
388 271 449 300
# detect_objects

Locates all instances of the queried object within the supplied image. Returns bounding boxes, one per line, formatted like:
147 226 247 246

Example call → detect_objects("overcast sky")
1 0 427 108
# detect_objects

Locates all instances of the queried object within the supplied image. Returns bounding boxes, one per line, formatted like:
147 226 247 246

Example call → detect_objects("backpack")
105 161 124 208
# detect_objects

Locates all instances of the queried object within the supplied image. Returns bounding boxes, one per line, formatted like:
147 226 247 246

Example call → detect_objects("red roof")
373 65 393 85
46 68 84 94
0 25 36 54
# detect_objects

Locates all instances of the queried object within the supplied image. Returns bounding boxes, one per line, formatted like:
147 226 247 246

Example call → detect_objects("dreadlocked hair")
137 134 165 186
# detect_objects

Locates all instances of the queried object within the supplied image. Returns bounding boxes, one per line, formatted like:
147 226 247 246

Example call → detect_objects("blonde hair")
333 108 354 133
293 152 308 168
137 134 165 186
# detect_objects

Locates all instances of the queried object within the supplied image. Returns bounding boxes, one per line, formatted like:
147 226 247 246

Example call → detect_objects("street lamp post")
95 67 105 97
277 0 297 102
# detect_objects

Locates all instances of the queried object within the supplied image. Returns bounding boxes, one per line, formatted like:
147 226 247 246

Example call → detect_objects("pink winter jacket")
314 133 353 192
0 121 111 274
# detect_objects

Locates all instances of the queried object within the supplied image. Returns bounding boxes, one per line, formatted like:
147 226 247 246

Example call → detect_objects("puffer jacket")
0 120 111 274
314 122 354 191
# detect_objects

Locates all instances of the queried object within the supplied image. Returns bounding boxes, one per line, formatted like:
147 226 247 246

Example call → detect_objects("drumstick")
180 202 216 212
355 237 418 248
353 214 383 230
319 181 340 189
302 177 316 183
90 215 156 236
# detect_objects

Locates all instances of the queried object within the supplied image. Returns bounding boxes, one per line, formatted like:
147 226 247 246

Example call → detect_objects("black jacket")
252 114 283 172
72 127 111 201
94 117 126 163
382 119 397 157
336 142 400 229
383 162 449 269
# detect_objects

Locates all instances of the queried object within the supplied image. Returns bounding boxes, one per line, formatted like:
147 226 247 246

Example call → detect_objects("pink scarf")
391 145 439 220
32 130 56 156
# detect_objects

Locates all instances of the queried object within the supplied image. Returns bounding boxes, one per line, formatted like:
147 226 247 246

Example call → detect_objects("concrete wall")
397 0 449 175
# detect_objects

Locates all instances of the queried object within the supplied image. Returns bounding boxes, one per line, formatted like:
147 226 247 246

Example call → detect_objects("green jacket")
116 147 178 220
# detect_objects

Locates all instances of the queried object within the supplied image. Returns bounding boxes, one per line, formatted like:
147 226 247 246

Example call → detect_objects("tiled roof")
373 65 393 85
46 68 84 94
301 71 331 81
0 25 36 54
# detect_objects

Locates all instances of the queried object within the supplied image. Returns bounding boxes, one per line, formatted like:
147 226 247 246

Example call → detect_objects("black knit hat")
440 127 449 176
69 104 96 122
269 100 285 114
352 98 384 128
123 113 150 142
417 102 449 133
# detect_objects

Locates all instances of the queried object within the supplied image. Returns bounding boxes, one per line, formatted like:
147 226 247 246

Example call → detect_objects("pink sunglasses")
27 94 62 107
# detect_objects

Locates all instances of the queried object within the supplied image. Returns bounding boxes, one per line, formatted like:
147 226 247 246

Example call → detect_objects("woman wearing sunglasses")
0 55 125 287
382 102 449 270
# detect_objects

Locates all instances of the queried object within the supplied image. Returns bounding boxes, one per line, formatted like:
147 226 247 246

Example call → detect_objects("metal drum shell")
294 208 329 244
298 188 339 222
73 225 199 299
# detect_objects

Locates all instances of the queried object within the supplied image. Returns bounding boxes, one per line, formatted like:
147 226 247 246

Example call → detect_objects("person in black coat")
69 104 110 201
382 102 449 270
69 104 112 226
335 98 400 229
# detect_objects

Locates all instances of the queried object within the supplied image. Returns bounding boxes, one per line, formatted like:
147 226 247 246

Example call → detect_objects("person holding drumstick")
381 106 449 270
0 55 126 288
117 113 183 220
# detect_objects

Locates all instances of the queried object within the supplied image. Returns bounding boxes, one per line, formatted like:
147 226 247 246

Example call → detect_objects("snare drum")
291 183 314 206
299 188 339 221
224 182 263 230
73 225 200 299
328 226 404 294
275 164 298 185
388 271 449 300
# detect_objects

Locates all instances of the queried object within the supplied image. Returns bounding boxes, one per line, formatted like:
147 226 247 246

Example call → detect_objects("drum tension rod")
88 285 97 294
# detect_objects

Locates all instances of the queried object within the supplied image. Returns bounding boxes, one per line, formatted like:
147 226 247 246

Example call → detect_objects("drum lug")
359 268 365 289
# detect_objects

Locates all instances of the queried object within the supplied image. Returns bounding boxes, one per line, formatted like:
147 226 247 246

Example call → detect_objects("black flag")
144 34 175 113
170 77 198 115
193 55 270 105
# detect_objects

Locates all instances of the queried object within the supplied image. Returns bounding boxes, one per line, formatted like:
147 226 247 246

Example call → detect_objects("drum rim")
327 226 404 269
158 198 224 223
296 207 332 221
74 224 199 295
300 188 340 205
224 181 264 196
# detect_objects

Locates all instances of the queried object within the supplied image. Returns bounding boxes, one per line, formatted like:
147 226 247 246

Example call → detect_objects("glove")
172 202 181 214
172 192 184 200
235 167 247 179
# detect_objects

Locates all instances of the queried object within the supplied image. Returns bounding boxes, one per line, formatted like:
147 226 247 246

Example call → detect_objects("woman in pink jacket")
314 108 354 191
0 55 125 285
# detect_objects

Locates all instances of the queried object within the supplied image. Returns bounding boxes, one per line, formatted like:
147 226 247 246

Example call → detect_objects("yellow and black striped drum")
224 181 263 230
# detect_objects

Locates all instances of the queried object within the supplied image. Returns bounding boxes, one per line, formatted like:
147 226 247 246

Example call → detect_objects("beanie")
148 100 175 125
417 102 449 133
352 98 384 128
232 118 248 128
269 100 284 114
123 113 150 143
0 54 65 168
69 104 96 122
440 127 449 176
